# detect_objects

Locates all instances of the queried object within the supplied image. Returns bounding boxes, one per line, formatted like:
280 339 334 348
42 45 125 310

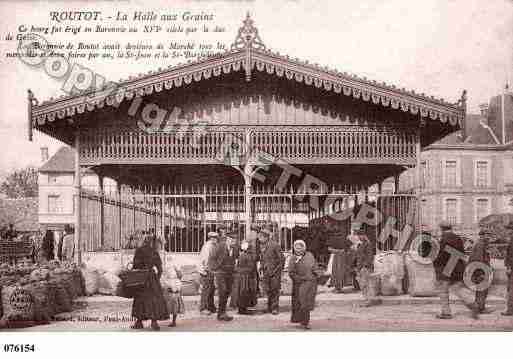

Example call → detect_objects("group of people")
0 223 75 264
127 218 513 330
326 222 379 306
198 226 292 322
433 220 513 320
196 224 334 329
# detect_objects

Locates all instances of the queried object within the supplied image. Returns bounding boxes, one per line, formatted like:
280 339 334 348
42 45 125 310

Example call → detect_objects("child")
161 259 185 327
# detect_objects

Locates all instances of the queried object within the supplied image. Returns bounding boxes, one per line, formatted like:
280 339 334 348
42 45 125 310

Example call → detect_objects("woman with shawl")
131 234 169 331
289 240 322 330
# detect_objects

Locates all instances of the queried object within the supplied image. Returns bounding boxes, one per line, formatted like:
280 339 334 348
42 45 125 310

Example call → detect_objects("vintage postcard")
0 0 512 345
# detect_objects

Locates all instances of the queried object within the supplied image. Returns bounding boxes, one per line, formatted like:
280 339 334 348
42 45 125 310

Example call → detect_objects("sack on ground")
1 282 51 323
404 253 437 297
97 272 121 296
80 267 101 296
47 279 72 313
380 273 402 296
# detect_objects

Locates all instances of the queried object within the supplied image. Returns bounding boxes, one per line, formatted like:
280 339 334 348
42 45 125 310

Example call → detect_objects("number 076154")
3 344 36 353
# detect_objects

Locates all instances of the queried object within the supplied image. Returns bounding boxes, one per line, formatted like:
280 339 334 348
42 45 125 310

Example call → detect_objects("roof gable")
30 14 465 132
39 146 74 172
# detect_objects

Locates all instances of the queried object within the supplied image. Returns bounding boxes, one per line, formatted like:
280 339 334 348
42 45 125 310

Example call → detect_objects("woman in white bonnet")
288 239 322 329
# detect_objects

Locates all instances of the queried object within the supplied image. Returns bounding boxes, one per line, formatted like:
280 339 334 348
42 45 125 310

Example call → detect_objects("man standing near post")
199 231 218 315
502 221 513 316
355 224 381 307
259 227 285 315
209 229 236 321
469 229 492 314
433 221 479 319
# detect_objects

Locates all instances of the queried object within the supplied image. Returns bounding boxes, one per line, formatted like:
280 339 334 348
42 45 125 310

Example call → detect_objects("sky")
0 0 512 175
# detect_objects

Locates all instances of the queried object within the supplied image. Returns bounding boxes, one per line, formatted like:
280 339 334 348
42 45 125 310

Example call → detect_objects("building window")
475 161 489 188
444 160 458 187
48 174 58 184
506 197 513 213
475 198 491 221
444 198 458 226
48 195 61 213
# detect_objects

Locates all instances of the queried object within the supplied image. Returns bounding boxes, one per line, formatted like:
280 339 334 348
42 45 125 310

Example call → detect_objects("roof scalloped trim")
31 14 465 128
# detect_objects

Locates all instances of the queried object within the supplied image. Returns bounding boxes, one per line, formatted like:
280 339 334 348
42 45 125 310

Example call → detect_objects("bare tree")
0 167 38 199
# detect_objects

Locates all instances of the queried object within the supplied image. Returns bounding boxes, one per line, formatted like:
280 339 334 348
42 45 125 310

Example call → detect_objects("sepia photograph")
0 0 512 355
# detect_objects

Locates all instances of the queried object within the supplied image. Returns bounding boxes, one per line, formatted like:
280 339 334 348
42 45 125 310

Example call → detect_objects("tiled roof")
428 114 499 147
0 197 39 232
39 146 74 173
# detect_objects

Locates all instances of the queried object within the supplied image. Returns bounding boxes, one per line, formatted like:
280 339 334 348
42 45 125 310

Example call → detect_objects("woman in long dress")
289 240 322 330
131 235 169 331
230 240 257 314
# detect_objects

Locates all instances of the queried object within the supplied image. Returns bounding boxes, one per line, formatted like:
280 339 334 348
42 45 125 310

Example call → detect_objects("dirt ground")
7 294 513 332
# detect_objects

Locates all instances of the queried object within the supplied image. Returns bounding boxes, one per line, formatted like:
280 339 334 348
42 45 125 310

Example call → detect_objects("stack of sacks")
0 261 86 328
374 251 405 296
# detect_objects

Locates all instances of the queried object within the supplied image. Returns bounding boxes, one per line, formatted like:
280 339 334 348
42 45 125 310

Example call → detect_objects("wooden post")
74 131 82 265
416 126 423 231
117 182 122 250
27 90 34 142
244 171 252 241
99 175 104 247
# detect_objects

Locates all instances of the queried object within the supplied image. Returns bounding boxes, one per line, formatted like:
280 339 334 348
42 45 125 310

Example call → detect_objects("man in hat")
209 230 237 321
198 231 218 315
433 221 479 319
259 227 285 314
469 229 492 313
61 224 75 261
502 221 513 316
354 224 380 306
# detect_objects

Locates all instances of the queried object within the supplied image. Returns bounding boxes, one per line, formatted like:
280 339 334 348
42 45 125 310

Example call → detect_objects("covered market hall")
28 14 465 263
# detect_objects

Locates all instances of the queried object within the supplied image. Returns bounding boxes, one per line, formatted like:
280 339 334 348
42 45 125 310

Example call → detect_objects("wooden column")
416 126 423 230
99 175 105 247
394 175 400 195
117 182 122 249
74 131 82 265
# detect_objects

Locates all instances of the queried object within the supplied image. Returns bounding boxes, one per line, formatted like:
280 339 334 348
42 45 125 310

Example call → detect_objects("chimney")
40 147 49 163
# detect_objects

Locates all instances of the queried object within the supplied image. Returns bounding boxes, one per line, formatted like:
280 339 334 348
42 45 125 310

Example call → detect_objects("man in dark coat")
209 233 236 321
259 228 285 315
502 221 513 316
433 221 479 319
327 225 352 293
355 227 380 307
469 229 492 313
41 230 55 261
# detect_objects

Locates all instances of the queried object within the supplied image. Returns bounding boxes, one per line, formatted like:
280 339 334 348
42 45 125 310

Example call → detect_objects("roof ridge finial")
231 12 266 51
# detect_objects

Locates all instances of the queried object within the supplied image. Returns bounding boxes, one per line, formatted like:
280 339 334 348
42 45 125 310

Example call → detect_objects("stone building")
401 91 513 240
